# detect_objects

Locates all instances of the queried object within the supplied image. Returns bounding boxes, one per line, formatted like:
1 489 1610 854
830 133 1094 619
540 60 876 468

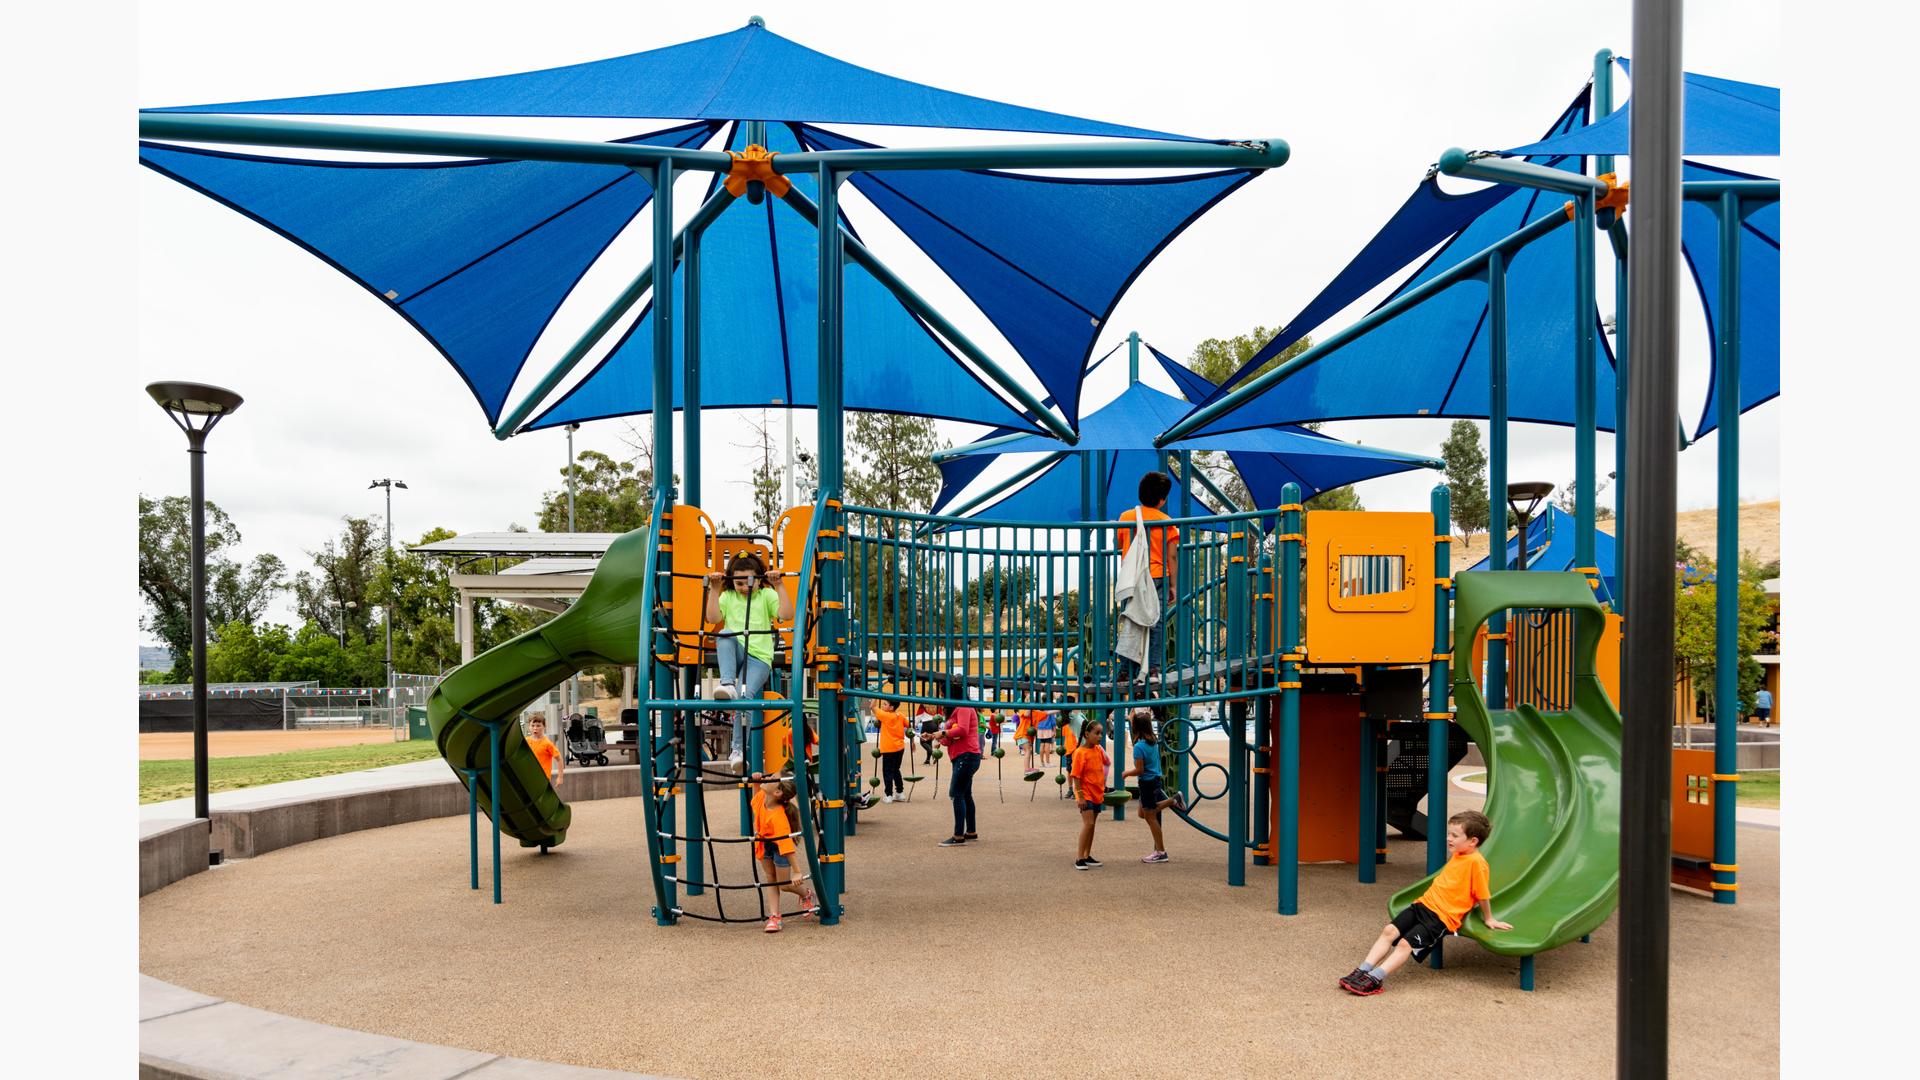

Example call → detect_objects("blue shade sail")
929 344 1122 507
1465 506 1616 606
526 124 1037 433
138 122 719 424
1505 62 1778 157
146 22 1194 141
1198 91 1592 405
1683 161 1780 439
932 376 1436 525
796 125 1258 427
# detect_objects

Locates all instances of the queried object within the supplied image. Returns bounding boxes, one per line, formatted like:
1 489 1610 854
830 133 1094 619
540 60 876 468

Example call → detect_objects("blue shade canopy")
1505 62 1779 157
146 21 1194 141
930 344 1122 506
1683 161 1780 439
527 124 1038 433
1195 92 1592 407
1465 506 1617 605
932 372 1437 524
796 125 1256 426
138 122 719 424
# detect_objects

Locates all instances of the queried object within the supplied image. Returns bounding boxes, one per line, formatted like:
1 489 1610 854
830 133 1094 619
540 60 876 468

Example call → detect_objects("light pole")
147 380 244 829
369 479 406 697
1506 482 1554 572
334 598 359 647
564 425 578 713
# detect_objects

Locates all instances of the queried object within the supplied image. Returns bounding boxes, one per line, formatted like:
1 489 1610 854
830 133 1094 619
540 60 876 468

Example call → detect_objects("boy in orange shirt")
874 698 909 803
1070 718 1109 870
1339 809 1512 995
525 715 563 789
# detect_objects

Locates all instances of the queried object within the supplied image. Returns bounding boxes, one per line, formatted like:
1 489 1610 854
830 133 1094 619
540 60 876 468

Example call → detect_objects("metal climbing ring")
1162 718 1198 754
1189 761 1230 802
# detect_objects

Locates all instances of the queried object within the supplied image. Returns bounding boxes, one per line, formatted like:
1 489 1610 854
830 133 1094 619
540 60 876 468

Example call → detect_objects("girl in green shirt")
704 552 794 770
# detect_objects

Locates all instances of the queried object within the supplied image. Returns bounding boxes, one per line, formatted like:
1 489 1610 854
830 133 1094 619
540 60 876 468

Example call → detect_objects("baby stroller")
565 714 610 767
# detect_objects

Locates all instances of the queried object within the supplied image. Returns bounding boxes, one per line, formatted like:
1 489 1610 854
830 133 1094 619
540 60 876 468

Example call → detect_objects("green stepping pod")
427 526 655 849
1388 570 1622 958
1023 770 1045 782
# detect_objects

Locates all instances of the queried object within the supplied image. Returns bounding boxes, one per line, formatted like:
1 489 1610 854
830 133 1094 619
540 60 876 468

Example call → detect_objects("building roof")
412 532 628 558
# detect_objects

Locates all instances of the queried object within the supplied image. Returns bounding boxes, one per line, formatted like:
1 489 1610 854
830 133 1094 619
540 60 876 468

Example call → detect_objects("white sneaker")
712 683 736 701
728 751 744 774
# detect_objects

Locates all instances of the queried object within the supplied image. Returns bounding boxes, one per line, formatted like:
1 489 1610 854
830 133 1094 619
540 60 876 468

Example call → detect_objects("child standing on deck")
875 698 909 802
1070 719 1109 870
1122 707 1184 862
1338 809 1512 994
750 775 818 933
705 553 793 773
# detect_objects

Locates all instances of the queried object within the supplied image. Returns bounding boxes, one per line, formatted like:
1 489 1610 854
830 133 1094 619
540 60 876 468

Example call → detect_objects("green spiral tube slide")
1389 570 1622 957
426 528 652 849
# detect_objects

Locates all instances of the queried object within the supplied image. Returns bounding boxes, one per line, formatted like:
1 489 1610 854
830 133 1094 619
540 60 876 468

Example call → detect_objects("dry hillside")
1450 500 1779 574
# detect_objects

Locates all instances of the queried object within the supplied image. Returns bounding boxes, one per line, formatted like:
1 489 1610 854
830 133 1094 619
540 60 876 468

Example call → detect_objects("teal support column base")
1715 888 1737 906
1429 941 1443 969
1582 934 1592 943
1519 955 1536 991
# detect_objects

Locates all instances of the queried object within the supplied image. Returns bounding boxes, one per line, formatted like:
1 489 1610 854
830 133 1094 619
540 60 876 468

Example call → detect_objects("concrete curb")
138 975 680 1079
141 818 212 897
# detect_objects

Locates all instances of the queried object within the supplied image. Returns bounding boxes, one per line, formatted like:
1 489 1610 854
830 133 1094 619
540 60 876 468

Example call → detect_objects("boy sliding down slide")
1339 809 1512 996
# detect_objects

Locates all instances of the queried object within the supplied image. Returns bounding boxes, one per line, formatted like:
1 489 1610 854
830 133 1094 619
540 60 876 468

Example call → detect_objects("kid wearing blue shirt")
1122 707 1185 863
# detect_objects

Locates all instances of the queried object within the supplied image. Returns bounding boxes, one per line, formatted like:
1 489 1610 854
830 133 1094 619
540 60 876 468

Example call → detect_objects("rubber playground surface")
138 746 1779 1079
139 728 395 760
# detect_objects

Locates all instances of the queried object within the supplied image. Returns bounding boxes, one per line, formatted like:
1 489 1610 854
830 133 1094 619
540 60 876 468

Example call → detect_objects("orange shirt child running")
524 717 563 788
1070 718 1110 870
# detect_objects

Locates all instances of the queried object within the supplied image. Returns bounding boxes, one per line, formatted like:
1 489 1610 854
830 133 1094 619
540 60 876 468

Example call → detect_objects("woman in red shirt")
933 685 982 847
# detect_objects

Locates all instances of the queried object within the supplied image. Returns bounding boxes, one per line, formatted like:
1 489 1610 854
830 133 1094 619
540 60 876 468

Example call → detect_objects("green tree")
846 413 945 521
1439 421 1490 543
369 526 464 675
1553 474 1614 520
292 516 381 647
1673 553 1774 719
537 448 652 533
139 494 288 680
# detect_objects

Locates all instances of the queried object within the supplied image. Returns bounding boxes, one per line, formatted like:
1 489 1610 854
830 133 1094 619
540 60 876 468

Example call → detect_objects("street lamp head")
147 381 243 439
1506 481 1554 521
395 480 408 490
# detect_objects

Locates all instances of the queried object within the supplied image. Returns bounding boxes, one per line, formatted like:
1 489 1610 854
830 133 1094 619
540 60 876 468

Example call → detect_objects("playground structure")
139 17 1777 1024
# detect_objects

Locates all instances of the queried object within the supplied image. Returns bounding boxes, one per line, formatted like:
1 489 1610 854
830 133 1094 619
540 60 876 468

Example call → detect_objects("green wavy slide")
1389 570 1621 957
426 528 651 849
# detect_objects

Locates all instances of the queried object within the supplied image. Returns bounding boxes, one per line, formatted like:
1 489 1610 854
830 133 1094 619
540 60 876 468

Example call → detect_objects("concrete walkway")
140 975 679 1079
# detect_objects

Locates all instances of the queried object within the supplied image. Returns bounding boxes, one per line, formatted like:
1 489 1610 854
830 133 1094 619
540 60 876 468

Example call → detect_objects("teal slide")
1389 570 1621 957
426 528 651 848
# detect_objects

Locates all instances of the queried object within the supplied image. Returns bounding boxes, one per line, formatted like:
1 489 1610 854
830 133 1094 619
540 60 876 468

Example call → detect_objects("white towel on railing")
1113 511 1159 666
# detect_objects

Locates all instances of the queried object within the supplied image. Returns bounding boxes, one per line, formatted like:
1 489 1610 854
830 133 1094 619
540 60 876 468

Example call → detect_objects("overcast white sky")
134 0 1780 641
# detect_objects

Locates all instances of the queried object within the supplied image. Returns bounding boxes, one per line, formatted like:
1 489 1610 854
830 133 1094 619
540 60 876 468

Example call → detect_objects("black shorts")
1078 800 1103 813
1391 902 1451 961
1138 776 1167 809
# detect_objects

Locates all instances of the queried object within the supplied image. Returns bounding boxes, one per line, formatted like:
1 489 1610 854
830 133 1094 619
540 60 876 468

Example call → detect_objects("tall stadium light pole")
370 479 408 705
565 423 578 713
147 381 244 830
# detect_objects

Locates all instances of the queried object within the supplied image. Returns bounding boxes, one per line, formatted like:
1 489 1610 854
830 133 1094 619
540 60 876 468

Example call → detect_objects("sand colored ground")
139 728 396 761
140 747 1779 1079
1451 499 1780 573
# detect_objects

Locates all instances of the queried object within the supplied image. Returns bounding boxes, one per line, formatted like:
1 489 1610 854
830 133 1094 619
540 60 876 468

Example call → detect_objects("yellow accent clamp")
660 854 682 864
1276 533 1304 543
1431 652 1453 661
1432 535 1453 543
823 799 844 809
1276 503 1304 512
1711 773 1741 782
1709 882 1738 892
818 681 844 690
1710 862 1738 872
1596 172 1630 215
822 853 845 863
1434 577 1454 588
1277 681 1302 689
724 145 793 198
1423 712 1453 720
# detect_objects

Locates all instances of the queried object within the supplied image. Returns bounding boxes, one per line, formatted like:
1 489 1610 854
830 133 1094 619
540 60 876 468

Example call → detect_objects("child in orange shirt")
1339 808 1512 994
525 716 563 789
1070 718 1109 870
874 698 909 803
750 775 818 933
1014 709 1036 770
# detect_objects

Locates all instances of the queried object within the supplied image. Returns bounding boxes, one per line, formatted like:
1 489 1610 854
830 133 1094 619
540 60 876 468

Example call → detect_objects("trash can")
406 706 431 742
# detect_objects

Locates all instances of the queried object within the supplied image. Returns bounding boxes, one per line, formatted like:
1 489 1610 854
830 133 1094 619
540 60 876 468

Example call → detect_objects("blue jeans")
716 635 772 755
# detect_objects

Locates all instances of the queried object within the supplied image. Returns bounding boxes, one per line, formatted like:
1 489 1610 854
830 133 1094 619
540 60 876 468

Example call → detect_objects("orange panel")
1300 511 1435 666
774 505 814 655
761 690 793 774
669 506 719 666
1595 614 1622 708
1671 748 1715 860
1297 691 1363 863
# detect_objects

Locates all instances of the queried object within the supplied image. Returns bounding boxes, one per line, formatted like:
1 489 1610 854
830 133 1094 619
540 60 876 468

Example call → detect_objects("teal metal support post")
1572 193 1600 587
1428 485 1453 876
814 162 848 922
680 172 707 896
1225 523 1249 887
1427 484 1453 967
1358 710 1377 884
1176 450 1196 801
1711 188 1744 906
1128 330 1141 384
1487 250 1509 709
650 160 679 923
1252 524 1273 866
489 722 503 903
1276 485 1303 914
1596 47 1631 613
